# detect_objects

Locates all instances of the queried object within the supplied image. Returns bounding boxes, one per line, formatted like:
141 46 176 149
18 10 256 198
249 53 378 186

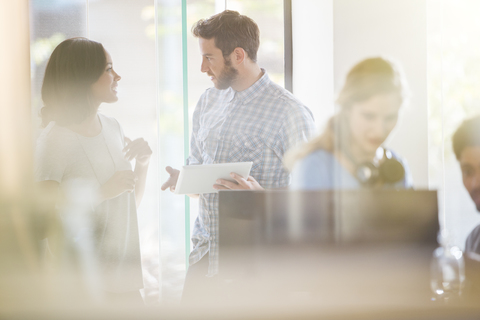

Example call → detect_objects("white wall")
333 0 428 188
292 0 334 134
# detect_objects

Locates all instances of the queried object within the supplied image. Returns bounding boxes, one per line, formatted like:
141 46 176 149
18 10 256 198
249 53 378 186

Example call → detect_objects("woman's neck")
334 143 378 177
348 143 376 164
68 112 102 137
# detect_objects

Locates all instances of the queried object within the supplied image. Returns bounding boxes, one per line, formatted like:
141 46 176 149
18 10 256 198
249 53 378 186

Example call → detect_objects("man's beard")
469 188 480 211
215 57 239 90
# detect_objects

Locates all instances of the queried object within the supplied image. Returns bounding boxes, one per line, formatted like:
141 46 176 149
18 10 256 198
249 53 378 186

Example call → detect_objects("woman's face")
347 92 401 157
90 51 121 105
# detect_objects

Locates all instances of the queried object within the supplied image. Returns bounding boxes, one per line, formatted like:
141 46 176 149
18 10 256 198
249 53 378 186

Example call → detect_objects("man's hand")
213 173 264 191
161 166 180 192
123 137 152 166
99 170 137 201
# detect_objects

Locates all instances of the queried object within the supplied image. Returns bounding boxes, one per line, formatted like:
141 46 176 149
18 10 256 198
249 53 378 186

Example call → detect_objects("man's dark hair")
191 10 260 62
452 115 480 160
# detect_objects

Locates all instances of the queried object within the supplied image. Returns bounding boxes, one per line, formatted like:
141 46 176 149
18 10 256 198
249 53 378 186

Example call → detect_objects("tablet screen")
174 162 253 195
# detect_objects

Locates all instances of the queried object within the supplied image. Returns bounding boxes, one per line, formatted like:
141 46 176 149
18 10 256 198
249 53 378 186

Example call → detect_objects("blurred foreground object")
0 1 142 314
0 0 41 310
430 246 465 302
212 190 475 311
0 0 98 311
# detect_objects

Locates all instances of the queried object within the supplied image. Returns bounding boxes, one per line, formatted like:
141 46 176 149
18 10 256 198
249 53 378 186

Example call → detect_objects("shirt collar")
225 88 236 102
230 68 270 103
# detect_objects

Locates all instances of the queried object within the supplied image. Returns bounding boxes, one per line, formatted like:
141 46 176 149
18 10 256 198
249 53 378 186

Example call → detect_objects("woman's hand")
213 173 264 191
124 137 152 166
99 170 137 202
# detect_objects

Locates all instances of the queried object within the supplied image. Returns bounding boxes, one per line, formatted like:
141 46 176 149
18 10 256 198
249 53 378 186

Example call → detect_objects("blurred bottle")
430 245 465 302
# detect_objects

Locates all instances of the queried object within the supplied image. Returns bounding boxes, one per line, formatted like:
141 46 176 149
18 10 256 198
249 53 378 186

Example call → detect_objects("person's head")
191 10 260 90
453 116 480 211
41 37 121 127
335 57 409 157
285 57 409 169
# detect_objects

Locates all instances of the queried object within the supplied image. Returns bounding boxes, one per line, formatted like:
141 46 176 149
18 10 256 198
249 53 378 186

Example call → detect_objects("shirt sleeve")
34 128 68 183
283 103 316 153
465 225 480 254
402 159 414 188
186 94 205 166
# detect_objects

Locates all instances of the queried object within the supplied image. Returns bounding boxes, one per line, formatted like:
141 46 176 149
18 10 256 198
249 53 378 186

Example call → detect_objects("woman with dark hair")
35 38 151 302
286 57 413 190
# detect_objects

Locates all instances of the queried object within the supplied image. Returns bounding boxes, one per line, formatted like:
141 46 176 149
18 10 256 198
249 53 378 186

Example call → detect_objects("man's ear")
231 47 246 65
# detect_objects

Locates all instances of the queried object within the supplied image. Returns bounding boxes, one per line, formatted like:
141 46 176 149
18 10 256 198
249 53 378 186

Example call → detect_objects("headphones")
354 148 405 186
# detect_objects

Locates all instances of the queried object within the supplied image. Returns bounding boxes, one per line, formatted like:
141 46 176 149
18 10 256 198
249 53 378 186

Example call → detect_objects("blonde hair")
285 57 409 170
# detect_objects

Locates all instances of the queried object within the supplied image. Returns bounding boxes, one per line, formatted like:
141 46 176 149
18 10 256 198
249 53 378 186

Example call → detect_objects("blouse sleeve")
113 117 126 146
290 150 334 190
34 127 68 183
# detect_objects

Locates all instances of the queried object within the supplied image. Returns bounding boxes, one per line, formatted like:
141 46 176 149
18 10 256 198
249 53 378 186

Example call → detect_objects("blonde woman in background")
286 57 413 190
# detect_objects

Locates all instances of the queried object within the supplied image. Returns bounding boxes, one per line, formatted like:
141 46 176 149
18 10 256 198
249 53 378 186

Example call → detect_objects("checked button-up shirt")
187 70 315 276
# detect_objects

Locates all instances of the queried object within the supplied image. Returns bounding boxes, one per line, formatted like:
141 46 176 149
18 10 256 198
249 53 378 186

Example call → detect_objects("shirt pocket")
194 128 212 163
197 127 210 143
227 134 264 172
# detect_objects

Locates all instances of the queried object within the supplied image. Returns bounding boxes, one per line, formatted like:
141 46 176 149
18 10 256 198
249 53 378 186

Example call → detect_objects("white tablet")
174 162 253 195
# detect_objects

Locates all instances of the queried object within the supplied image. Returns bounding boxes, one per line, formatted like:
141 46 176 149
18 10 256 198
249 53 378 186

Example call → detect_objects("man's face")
198 37 238 90
460 146 480 211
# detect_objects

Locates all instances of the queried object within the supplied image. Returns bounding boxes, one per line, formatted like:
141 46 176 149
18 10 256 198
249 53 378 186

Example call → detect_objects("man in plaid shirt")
161 10 315 302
